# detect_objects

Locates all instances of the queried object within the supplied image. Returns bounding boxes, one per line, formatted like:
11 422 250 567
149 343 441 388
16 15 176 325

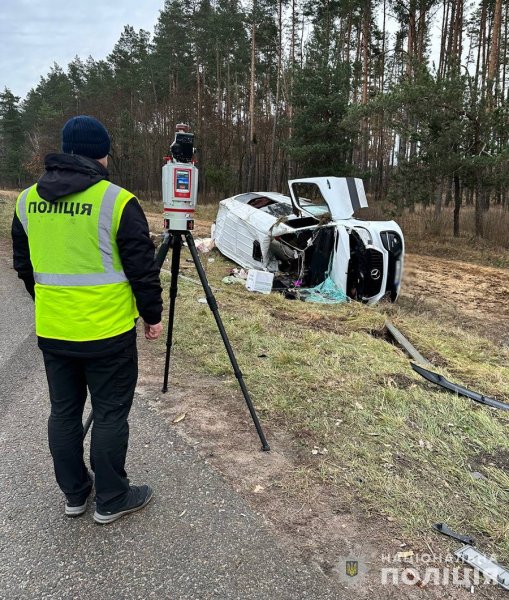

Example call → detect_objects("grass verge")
160 221 509 562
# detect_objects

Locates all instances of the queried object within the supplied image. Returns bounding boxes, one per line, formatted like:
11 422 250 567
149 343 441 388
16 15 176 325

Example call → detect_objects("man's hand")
144 321 163 340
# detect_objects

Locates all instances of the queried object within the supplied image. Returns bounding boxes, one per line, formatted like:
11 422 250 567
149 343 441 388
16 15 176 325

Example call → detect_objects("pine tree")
0 89 25 187
288 1 353 176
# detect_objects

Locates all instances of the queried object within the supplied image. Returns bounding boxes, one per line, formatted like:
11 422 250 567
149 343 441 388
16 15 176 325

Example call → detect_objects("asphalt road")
0 251 345 600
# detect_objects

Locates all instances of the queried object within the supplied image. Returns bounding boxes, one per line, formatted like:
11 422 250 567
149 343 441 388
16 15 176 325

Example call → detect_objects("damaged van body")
213 177 405 304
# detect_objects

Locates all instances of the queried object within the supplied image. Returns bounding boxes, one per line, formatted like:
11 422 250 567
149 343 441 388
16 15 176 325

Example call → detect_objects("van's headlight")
353 227 372 246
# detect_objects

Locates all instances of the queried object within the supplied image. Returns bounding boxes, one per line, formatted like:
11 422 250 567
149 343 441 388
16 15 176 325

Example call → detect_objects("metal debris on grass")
411 363 509 411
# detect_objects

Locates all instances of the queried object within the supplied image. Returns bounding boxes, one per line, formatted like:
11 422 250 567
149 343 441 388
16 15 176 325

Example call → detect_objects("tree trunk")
475 180 484 237
360 0 371 170
247 4 257 191
269 0 282 190
444 176 453 207
362 1 370 105
487 0 503 106
475 0 487 97
434 181 443 220
287 0 296 179
453 173 461 236
438 0 450 78
407 1 417 77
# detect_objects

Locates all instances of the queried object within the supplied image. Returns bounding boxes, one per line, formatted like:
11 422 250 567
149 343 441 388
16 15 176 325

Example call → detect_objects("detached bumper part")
411 363 509 411
385 320 432 366
455 545 509 590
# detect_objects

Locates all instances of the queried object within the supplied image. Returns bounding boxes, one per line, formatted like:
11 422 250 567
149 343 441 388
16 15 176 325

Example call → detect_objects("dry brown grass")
401 206 508 247
357 204 509 268
0 190 18 238
0 189 19 200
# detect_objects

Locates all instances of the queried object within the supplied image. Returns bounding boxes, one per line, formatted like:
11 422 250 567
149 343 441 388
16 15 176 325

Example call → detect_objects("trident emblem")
346 560 359 577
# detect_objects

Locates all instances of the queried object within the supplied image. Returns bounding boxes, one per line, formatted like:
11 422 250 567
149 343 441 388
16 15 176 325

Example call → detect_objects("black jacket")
12 153 163 356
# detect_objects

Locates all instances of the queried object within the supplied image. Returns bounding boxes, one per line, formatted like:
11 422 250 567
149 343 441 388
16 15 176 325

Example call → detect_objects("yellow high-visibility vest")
16 180 139 341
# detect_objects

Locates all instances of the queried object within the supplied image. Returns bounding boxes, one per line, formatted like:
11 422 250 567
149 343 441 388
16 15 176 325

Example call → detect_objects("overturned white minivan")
213 177 404 304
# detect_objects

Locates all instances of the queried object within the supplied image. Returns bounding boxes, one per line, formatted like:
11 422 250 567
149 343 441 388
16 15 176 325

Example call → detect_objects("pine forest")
1 0 508 241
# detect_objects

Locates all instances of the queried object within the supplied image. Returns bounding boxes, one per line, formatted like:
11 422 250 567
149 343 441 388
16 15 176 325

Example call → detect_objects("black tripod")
155 230 270 451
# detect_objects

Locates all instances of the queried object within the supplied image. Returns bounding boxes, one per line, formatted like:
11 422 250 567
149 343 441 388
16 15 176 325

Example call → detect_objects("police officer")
12 116 163 524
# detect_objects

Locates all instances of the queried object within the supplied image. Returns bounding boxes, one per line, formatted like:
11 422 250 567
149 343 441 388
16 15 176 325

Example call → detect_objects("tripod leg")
155 231 172 268
162 233 182 393
185 232 270 451
83 410 93 439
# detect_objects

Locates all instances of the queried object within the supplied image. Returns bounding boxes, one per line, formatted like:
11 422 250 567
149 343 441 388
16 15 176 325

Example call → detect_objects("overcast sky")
1 0 446 102
1 0 164 100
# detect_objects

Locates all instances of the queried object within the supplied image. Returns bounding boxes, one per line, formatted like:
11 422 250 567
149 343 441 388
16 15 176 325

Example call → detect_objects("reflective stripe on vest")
27 182 128 286
33 271 128 285
17 187 30 233
98 183 124 275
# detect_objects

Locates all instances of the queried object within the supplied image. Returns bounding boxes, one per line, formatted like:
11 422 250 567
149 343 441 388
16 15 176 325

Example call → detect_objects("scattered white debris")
195 237 215 253
246 269 274 294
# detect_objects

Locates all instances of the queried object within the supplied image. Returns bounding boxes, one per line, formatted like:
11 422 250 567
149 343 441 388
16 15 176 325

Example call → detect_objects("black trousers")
42 344 138 511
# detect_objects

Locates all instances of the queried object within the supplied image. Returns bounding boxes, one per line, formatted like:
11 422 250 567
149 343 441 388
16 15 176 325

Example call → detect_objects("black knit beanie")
61 115 111 159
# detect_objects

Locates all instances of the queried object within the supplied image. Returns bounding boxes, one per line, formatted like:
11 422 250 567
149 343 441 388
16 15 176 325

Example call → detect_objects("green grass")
160 247 509 561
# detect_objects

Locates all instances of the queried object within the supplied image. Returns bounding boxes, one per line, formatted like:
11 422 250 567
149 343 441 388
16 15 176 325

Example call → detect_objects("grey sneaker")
65 499 88 517
93 485 153 525
65 475 93 517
